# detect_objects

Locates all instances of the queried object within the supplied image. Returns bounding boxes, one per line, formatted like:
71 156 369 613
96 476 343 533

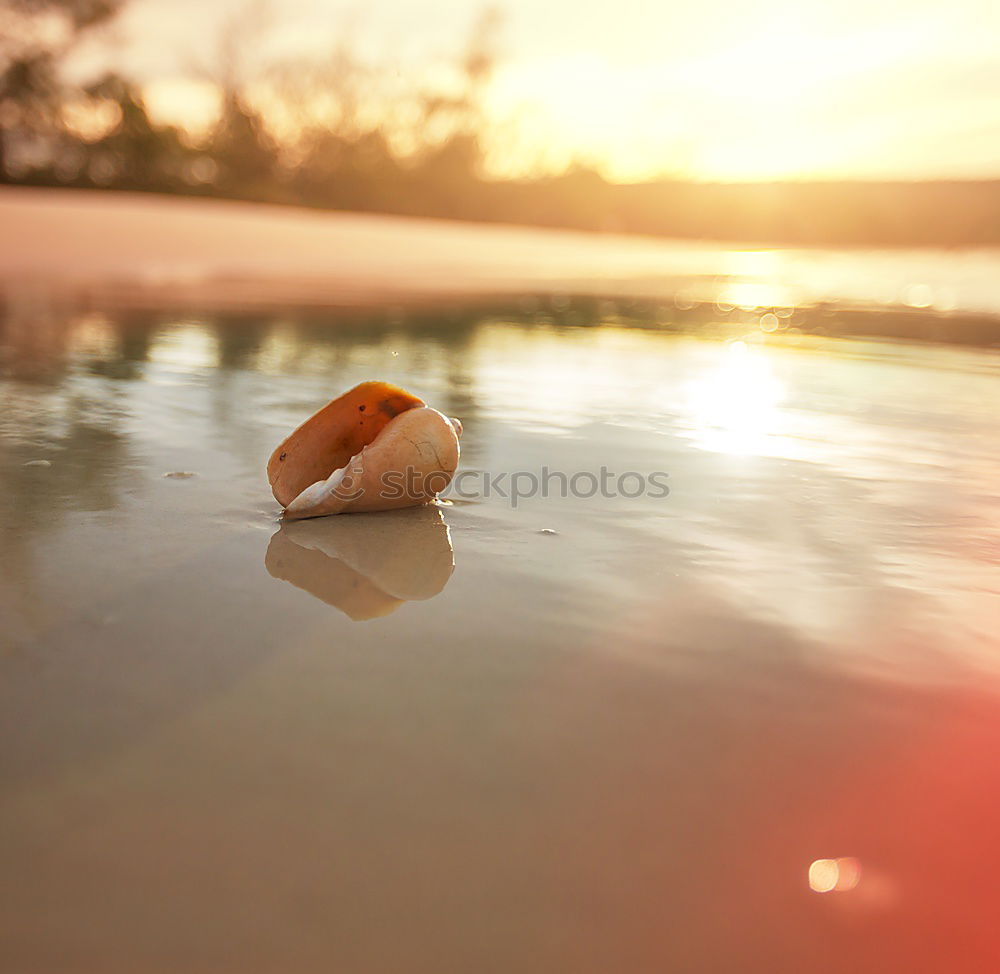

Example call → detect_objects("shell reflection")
265 505 454 620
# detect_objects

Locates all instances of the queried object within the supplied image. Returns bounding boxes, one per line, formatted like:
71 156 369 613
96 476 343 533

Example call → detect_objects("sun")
676 17 910 180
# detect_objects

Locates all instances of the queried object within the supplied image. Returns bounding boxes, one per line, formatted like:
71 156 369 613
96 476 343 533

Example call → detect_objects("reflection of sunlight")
683 342 786 456
713 252 795 310
718 281 792 311
148 325 220 372
68 313 117 359
257 325 305 374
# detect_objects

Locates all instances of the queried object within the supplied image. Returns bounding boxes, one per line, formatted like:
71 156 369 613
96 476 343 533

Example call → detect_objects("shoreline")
3 186 1000 347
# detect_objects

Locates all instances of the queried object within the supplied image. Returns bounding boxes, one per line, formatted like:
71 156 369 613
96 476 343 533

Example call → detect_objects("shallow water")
2 308 1000 972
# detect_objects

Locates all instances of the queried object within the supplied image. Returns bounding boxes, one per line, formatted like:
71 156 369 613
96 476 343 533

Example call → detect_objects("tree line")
3 0 1000 247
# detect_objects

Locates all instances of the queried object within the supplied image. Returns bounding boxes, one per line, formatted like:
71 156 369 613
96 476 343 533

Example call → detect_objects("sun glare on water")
682 341 788 456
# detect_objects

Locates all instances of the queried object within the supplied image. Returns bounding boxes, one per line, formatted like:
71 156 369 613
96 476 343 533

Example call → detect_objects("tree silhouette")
0 0 124 180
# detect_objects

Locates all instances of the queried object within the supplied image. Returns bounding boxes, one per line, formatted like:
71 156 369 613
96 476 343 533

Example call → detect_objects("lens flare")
809 857 862 893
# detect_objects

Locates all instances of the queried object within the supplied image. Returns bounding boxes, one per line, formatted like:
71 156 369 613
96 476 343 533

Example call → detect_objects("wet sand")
2 300 1000 971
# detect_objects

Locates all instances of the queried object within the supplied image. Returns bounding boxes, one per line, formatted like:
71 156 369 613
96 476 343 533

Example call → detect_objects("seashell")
268 381 462 519
265 505 454 620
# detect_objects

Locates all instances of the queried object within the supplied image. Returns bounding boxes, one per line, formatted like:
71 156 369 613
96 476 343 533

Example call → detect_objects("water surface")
2 308 1000 972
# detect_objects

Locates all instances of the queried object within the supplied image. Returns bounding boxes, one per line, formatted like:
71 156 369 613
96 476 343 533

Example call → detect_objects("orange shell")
268 381 425 508
267 381 461 518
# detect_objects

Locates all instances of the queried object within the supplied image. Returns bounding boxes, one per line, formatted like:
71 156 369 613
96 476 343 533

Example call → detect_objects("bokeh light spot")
809 857 862 893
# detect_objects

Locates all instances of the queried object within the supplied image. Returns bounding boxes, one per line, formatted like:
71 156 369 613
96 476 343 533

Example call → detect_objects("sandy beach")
2 191 1000 972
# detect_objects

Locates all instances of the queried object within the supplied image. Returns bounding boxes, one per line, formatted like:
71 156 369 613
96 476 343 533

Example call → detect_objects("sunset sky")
75 0 1000 182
